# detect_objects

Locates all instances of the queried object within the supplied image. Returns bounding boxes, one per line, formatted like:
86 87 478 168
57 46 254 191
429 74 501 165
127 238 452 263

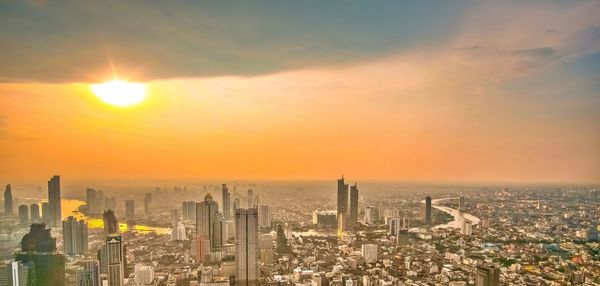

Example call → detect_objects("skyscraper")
247 189 254 208
258 205 271 228
182 201 196 222
337 176 349 215
103 210 119 235
30 203 41 222
41 202 49 224
47 175 62 228
15 223 66 286
75 259 100 286
63 216 89 255
143 193 152 217
276 224 289 254
222 184 231 220
4 184 12 215
105 234 124 286
459 196 465 212
235 208 258 286
0 261 31 286
349 183 359 226
476 265 500 286
212 213 226 247
423 196 432 225
125 200 135 221
170 209 179 227
18 205 29 226
196 194 219 248
364 206 375 225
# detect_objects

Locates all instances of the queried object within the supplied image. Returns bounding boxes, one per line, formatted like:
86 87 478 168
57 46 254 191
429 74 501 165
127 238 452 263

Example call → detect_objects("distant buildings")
235 208 258 286
86 188 105 214
134 264 155 285
364 206 376 225
475 265 500 286
125 200 135 221
349 183 359 226
143 193 152 217
182 201 197 222
361 244 378 262
423 196 432 225
312 210 337 227
75 259 100 286
15 223 65 286
222 184 231 220
30 203 41 222
337 176 349 215
63 216 89 255
103 210 119 235
4 184 12 215
459 196 465 212
171 222 186 241
461 219 472 236
18 205 28 226
258 205 271 228
47 175 62 228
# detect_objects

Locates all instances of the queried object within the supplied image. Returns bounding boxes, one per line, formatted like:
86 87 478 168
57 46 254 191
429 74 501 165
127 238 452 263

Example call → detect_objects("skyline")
1 0 599 184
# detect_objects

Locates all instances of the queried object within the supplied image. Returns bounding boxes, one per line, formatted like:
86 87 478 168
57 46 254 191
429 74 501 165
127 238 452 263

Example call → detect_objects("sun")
91 80 146 107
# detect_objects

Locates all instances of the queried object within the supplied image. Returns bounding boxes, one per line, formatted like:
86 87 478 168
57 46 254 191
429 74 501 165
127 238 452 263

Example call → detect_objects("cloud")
98 128 157 142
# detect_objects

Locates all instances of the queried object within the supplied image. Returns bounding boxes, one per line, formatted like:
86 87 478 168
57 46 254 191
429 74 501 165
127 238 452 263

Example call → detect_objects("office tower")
47 175 62 228
0 261 30 286
104 197 116 210
41 202 49 223
476 265 500 286
235 208 258 286
105 234 125 286
125 200 135 221
222 184 231 220
459 196 465 211
15 223 66 286
233 198 240 211
258 205 271 228
247 189 254 208
103 210 119 235
63 216 89 255
423 196 432 225
276 224 289 254
364 206 375 225
76 259 100 286
461 219 472 236
196 194 219 247
30 203 41 222
212 213 226 247
361 244 378 262
143 193 152 217
86 188 97 213
134 264 154 285
195 236 211 263
182 201 196 222
4 184 12 215
389 217 402 235
349 183 359 226
312 210 337 227
170 209 178 227
18 205 29 226
337 176 349 215
171 222 186 241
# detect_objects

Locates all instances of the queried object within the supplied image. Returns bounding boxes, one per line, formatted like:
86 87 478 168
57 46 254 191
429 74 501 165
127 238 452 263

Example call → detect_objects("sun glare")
91 80 146 107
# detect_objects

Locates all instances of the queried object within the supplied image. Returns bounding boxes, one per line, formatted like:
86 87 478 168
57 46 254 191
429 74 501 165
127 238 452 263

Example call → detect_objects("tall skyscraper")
143 193 152 217
196 194 219 248
105 234 124 286
258 205 271 228
75 259 100 286
63 216 89 255
349 183 359 226
0 261 31 286
459 196 465 212
423 196 432 225
276 224 289 254
247 189 254 208
4 184 12 215
337 176 349 215
476 265 500 286
47 175 62 228
30 203 41 222
15 223 66 286
222 184 231 220
182 201 196 222
364 206 375 225
195 236 211 263
125 200 135 221
41 202 49 223
170 209 179 227
103 210 119 235
212 213 226 247
235 208 258 286
18 205 29 226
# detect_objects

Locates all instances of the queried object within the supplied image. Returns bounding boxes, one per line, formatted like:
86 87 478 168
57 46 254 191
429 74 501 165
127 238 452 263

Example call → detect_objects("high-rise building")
361 244 378 262
75 259 100 286
125 200 135 221
171 222 187 241
337 176 349 215
212 213 226 248
134 264 155 285
4 184 12 216
30 203 41 222
258 205 271 228
349 183 359 226
143 193 152 217
0 261 30 286
423 196 432 225
18 205 29 226
235 208 258 286
196 194 219 248
47 175 62 228
364 206 375 225
15 223 66 286
105 234 125 286
461 219 472 236
276 224 289 254
86 188 97 214
459 196 465 212
103 210 119 235
475 265 500 286
182 201 196 222
312 210 338 227
389 217 402 235
41 202 49 223
247 189 254 208
195 236 211 263
222 184 231 220
104 197 116 211
63 216 89 255
170 209 179 227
